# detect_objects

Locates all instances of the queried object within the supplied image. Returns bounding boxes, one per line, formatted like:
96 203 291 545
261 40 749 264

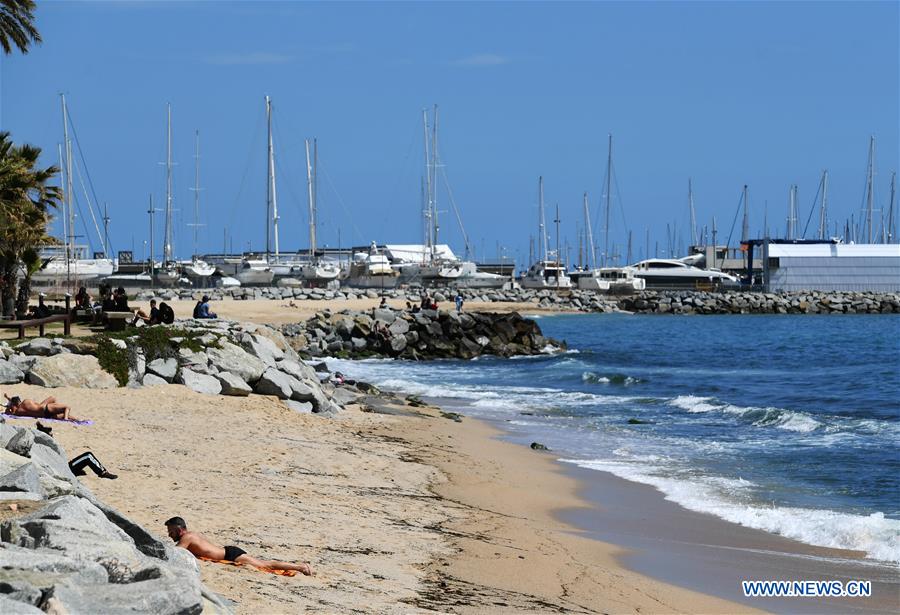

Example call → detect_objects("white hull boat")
521 260 572 290
632 258 738 289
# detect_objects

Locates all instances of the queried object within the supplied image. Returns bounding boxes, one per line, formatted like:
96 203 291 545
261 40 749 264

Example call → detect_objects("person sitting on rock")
69 450 118 480
131 299 161 326
193 295 217 319
164 517 314 575
3 393 84 422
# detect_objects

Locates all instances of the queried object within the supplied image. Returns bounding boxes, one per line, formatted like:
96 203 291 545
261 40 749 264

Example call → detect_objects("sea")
328 313 900 565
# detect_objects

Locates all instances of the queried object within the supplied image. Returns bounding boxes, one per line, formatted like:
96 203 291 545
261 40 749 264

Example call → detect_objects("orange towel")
197 556 297 577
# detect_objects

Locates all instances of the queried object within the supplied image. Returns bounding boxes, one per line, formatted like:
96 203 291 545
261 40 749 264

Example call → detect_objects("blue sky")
1 1 897 269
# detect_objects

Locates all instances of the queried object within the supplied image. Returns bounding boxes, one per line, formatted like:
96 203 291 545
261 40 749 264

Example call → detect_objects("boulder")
207 341 265 383
176 370 222 395
241 333 284 366
215 372 252 397
142 373 169 387
15 338 54 356
5 429 34 457
0 594 43 614
0 359 25 384
0 462 45 498
254 368 298 400
372 308 397 324
285 400 313 414
26 355 118 389
275 359 318 383
146 358 178 382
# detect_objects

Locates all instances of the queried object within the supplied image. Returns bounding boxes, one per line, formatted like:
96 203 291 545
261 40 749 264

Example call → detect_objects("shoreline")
25 380 751 613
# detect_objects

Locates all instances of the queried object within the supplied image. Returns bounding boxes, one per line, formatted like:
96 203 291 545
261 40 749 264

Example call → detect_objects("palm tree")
0 131 60 318
0 0 41 55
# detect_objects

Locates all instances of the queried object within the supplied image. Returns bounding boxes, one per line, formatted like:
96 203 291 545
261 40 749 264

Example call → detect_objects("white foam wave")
562 458 900 564
670 396 825 433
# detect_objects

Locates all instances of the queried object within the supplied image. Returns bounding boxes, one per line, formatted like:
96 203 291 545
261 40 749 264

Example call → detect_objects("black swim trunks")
223 545 246 562
43 405 51 418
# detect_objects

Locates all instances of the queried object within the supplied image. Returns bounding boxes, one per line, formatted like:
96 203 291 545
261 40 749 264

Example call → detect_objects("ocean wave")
562 458 900 564
670 396 823 433
582 371 644 386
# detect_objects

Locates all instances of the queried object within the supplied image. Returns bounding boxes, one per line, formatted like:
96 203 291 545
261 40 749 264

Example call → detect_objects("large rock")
254 368 298 400
15 338 54 356
276 359 318 383
142 373 169 387
0 594 43 614
176 369 222 395
39 568 204 615
0 462 45 498
26 355 118 389
0 359 25 384
5 429 34 457
241 333 284 366
146 358 178 382
207 341 265 383
216 372 252 396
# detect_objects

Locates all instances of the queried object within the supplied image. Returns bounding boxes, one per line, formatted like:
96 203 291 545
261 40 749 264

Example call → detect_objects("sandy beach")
0 379 754 614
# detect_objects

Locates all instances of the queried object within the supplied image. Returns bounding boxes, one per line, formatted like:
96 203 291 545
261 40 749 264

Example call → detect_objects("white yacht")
346 244 399 289
521 259 572 289
31 248 115 285
632 258 738 289
234 259 275 287
454 261 508 289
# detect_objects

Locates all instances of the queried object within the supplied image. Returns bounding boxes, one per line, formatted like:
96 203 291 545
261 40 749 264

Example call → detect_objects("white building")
766 243 900 292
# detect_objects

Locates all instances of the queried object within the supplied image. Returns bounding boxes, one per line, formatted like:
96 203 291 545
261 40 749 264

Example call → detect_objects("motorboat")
454 262 508 289
521 259 572 289
346 244 399 288
631 258 738 289
234 259 275 286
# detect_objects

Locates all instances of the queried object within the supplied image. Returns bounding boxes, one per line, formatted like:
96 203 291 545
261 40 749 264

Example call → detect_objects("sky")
1 1 898 270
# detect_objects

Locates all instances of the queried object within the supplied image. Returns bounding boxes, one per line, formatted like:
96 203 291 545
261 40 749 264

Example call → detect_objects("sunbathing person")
164 517 314 575
3 393 84 422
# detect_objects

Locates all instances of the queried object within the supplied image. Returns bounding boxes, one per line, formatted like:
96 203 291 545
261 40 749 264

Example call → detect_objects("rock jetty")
282 309 565 359
125 286 899 315
0 418 231 613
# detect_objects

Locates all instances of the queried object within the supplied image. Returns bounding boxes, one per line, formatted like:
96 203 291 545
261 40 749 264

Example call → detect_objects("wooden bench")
0 314 72 340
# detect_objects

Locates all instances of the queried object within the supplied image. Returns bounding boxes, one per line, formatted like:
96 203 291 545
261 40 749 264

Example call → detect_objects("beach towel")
3 415 93 426
197 556 297 577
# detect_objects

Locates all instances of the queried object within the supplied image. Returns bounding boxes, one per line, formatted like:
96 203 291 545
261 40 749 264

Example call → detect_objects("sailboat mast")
554 203 561 290
305 139 316 258
61 94 75 287
313 138 318 257
688 178 697 247
887 171 896 244
741 184 750 244
538 176 546 261
604 134 612 268
866 135 875 243
164 103 173 264
422 108 432 257
431 105 439 258
266 96 280 257
819 170 828 240
583 192 596 269
787 184 796 239
193 130 201 258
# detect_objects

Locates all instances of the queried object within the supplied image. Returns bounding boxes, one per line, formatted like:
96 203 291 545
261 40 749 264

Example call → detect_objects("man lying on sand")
3 393 84 422
165 517 314 575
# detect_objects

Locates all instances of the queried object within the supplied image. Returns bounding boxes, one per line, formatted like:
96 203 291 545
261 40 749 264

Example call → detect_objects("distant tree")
0 131 61 318
0 0 41 55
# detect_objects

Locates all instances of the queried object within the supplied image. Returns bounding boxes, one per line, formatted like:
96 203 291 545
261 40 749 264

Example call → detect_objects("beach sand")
0 382 754 614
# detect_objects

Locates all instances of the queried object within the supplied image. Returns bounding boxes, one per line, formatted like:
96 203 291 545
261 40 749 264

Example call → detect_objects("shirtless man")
164 517 314 575
4 393 83 422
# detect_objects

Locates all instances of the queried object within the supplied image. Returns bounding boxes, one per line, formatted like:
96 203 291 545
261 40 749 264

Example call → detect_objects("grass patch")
93 336 129 386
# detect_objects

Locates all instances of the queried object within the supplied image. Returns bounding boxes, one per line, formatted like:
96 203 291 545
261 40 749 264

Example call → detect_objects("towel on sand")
3 414 92 426
197 556 297 577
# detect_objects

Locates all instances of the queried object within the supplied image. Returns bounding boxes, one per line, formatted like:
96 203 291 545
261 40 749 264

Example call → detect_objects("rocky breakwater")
0 319 345 416
618 290 900 315
281 308 565 360
0 418 231 613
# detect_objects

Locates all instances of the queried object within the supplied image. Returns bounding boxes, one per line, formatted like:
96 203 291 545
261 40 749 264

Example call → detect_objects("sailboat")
33 94 114 287
153 103 184 287
521 177 571 289
346 242 400 288
295 139 341 283
181 130 216 284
